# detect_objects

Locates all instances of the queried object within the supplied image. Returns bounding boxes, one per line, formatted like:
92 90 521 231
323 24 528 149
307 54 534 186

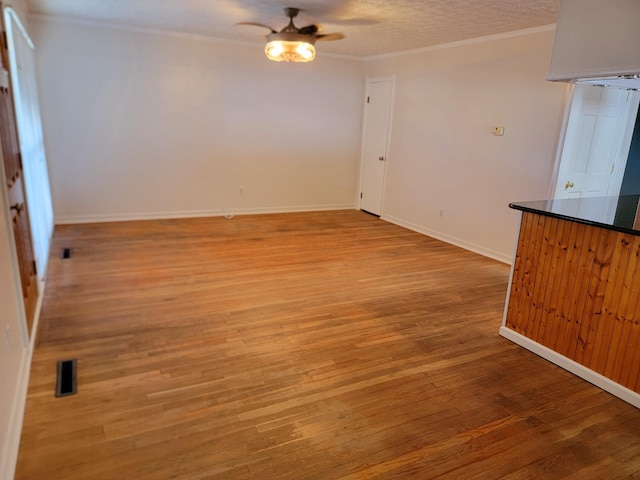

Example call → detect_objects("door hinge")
360 192 363 199
18 152 23 170
611 163 615 174
32 260 37 275
367 96 370 104
2 31 6 49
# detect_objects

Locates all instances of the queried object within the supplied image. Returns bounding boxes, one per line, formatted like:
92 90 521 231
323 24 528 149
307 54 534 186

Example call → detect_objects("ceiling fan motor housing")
266 32 316 46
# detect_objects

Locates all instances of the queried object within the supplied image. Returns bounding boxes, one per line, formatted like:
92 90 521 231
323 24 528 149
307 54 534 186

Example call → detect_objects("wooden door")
360 79 393 216
0 36 37 333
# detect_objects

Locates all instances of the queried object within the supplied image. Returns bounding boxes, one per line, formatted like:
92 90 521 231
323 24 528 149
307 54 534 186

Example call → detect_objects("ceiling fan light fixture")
265 32 316 63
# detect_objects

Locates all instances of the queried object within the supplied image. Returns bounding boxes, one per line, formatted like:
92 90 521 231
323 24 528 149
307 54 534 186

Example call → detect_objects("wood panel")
506 211 640 393
15 211 640 479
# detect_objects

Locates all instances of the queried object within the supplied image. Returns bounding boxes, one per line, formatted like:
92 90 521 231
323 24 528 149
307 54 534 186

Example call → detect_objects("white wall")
30 18 365 223
31 18 568 260
365 29 568 261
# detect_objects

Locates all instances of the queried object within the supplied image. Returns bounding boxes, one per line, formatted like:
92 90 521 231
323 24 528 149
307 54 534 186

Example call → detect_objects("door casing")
358 77 395 216
0 30 37 337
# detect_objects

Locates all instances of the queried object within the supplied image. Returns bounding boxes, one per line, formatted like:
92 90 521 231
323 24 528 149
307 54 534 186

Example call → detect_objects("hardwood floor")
15 210 640 479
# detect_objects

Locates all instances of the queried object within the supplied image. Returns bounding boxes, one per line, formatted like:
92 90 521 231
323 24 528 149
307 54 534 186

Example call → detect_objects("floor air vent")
60 248 72 259
56 359 77 397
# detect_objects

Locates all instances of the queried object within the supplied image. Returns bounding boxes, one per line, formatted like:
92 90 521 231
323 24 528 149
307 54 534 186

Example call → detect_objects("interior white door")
554 85 639 199
360 79 393 216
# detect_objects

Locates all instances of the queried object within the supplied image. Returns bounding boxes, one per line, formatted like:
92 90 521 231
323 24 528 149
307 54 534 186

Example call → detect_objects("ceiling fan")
237 7 345 63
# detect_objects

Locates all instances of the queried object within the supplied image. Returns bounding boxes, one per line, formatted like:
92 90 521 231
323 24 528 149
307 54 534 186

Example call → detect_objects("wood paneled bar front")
501 195 640 408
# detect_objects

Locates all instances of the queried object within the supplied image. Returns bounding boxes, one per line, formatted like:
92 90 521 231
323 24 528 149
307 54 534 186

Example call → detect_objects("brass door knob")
564 181 575 190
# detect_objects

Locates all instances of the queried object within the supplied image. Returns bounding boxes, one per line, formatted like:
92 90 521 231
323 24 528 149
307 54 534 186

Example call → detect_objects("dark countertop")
510 195 640 236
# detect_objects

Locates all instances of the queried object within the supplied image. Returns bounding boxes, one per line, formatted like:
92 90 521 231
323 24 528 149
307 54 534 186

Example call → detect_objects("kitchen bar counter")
501 195 640 408
509 195 640 236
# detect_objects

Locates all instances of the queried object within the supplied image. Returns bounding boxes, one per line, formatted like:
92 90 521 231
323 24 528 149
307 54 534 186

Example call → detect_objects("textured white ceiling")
23 0 559 57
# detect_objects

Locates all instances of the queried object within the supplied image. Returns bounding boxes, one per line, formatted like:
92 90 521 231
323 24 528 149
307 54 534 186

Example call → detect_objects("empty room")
1 0 640 478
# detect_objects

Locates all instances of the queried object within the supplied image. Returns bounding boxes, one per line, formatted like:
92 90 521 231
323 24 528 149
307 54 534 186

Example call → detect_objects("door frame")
0 6 35 345
4 5 54 280
0 121 29 348
358 76 395 215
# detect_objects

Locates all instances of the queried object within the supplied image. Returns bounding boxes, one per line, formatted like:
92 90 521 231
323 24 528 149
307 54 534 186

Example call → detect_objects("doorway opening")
552 84 640 200
359 77 394 216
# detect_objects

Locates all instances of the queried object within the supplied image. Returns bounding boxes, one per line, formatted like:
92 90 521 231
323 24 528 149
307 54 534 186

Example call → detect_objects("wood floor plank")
15 210 640 479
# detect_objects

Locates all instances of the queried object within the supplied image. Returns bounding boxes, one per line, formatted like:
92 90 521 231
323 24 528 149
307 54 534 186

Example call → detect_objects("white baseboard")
54 203 357 225
381 214 512 264
1 281 44 480
499 326 640 409
1 348 29 480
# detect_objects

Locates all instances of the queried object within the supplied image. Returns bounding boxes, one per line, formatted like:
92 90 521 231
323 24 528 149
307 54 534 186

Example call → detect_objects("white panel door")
360 79 393 216
554 85 638 199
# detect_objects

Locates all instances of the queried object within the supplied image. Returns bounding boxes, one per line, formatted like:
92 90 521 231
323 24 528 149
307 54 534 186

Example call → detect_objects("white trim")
0 347 28 480
547 84 575 199
0 181 46 480
54 204 356 225
0 92 28 348
382 213 512 264
1 289 43 480
26 13 363 62
499 327 640 409
358 76 396 216
609 90 640 195
364 24 557 61
4 7 34 48
0 33 32 476
380 77 395 217
501 213 522 326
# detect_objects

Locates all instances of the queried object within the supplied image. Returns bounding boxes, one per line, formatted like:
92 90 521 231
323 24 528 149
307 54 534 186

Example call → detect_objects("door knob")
378 156 385 161
564 181 574 190
10 203 23 213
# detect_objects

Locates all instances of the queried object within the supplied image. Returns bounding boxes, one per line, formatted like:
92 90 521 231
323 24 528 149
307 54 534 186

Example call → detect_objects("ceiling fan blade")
315 33 345 41
298 24 319 35
235 22 277 33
